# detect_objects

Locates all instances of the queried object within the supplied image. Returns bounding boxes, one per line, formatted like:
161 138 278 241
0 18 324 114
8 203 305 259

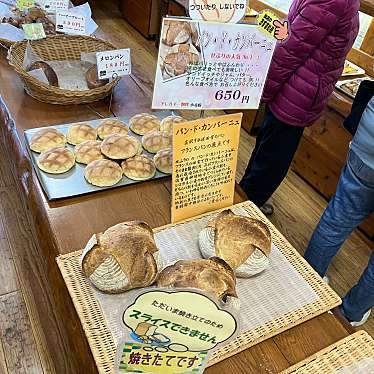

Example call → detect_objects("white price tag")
55 10 86 35
96 49 131 79
43 0 69 11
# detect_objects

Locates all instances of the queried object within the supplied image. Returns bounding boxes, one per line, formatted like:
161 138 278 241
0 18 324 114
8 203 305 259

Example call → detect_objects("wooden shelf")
361 0 374 18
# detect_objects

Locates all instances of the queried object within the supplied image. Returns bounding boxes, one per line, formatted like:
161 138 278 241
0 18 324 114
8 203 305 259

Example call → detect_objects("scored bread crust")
157 257 237 302
82 221 159 293
207 210 271 269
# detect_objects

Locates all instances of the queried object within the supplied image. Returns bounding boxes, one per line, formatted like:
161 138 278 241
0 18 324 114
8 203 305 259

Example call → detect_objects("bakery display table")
0 51 352 373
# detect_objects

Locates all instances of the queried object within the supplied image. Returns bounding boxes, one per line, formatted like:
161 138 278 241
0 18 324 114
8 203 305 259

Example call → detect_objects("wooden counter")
0 50 352 373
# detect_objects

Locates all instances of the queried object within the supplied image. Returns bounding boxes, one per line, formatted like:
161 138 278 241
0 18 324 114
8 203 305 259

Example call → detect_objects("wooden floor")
0 1 373 372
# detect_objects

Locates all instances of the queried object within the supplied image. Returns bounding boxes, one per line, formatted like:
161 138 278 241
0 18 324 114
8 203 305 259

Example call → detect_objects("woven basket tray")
281 330 374 373
0 37 13 49
7 34 121 105
57 201 341 374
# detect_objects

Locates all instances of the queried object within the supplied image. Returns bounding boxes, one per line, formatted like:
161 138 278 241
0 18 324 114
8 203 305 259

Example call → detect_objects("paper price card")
22 23 46 40
56 10 86 35
43 0 69 11
117 342 209 373
171 113 241 223
189 0 247 23
16 0 34 10
96 49 131 79
152 18 276 110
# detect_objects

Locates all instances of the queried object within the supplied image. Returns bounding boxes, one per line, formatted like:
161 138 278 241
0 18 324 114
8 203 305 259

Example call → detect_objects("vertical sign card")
171 113 242 223
56 10 86 35
152 18 276 110
96 49 131 79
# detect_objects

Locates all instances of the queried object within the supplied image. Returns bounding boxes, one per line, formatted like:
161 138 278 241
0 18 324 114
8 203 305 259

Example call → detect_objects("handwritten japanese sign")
189 0 247 23
257 10 289 41
171 113 241 223
96 49 131 79
55 10 86 35
42 0 69 11
122 290 237 351
152 18 276 110
16 0 34 10
22 23 46 40
117 342 209 373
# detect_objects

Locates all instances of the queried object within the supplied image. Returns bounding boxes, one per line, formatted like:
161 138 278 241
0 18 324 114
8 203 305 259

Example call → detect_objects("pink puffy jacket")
262 0 360 126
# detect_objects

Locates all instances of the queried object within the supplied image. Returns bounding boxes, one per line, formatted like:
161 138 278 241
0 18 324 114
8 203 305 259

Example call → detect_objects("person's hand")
273 19 289 41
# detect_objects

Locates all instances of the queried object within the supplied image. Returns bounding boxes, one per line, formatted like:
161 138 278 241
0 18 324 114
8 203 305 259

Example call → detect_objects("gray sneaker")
350 309 371 327
260 203 274 216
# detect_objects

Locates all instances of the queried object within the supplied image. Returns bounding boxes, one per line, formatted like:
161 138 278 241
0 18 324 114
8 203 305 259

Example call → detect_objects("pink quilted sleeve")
262 0 347 103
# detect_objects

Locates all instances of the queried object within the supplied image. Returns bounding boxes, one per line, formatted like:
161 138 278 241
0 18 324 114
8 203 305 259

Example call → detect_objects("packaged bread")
2 7 55 35
157 257 239 309
86 65 109 89
199 210 271 278
82 221 161 294
27 61 59 87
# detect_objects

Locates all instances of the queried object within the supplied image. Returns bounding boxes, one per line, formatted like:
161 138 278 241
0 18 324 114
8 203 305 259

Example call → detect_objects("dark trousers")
239 108 304 207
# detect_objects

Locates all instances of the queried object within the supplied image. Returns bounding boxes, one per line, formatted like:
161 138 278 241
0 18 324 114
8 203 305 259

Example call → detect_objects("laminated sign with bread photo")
159 19 203 81
152 18 276 109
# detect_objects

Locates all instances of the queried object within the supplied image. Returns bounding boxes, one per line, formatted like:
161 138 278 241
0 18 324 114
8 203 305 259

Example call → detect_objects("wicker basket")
0 37 13 49
7 34 121 105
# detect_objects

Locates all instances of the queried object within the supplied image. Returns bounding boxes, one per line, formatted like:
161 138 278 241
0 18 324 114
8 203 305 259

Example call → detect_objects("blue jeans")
304 150 374 322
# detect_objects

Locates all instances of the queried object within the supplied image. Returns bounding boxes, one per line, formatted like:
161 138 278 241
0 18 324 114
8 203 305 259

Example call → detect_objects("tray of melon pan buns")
57 202 341 371
24 111 186 200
